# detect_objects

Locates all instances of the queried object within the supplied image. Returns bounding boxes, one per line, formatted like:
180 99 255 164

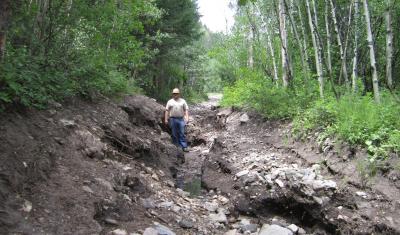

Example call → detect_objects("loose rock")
209 211 228 224
259 224 293 235
109 229 127 235
236 170 249 178
178 219 194 229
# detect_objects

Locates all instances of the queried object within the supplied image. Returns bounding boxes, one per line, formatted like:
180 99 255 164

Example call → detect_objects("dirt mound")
0 95 182 234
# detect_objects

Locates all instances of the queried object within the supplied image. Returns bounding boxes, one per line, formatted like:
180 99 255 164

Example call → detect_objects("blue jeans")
169 117 187 149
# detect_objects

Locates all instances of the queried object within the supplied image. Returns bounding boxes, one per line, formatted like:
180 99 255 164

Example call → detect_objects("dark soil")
1 94 400 235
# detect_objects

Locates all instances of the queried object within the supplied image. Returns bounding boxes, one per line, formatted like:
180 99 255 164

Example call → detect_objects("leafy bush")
221 68 318 119
0 47 137 109
293 92 400 161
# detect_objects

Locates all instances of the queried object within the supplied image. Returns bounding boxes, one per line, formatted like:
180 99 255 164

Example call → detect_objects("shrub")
221 68 318 119
293 92 400 161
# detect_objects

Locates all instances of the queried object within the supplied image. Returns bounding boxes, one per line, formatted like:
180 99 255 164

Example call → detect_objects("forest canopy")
0 0 205 107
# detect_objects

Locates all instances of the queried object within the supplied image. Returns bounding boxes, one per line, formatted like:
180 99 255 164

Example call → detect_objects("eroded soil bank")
1 94 399 235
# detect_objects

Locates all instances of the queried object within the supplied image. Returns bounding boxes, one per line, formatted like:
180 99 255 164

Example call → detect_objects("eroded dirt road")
1 94 399 235
179 93 400 235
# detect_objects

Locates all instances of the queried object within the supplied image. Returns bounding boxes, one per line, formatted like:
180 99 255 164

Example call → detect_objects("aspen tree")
306 0 324 98
385 0 394 89
363 0 380 103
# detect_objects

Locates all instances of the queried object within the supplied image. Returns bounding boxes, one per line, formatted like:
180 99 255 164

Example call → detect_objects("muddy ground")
1 94 399 235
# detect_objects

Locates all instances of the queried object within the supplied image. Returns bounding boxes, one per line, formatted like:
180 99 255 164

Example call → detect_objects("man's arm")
184 109 189 123
164 110 169 124
165 102 170 124
184 101 189 123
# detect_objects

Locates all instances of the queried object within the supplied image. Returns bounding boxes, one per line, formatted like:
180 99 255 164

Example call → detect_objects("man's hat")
172 88 180 94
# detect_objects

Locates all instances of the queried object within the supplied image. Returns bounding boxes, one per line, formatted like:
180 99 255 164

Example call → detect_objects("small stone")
123 166 133 171
151 174 160 181
172 205 181 213
259 224 293 235
355 191 368 198
105 218 119 225
178 219 193 229
59 119 76 127
151 223 176 235
322 180 337 189
218 196 229 204
209 211 228 224
298 227 306 234
176 188 190 197
337 214 349 221
48 109 57 116
166 180 175 187
52 102 62 109
158 201 174 208
224 229 237 235
236 170 249 177
275 179 285 188
204 202 219 212
243 174 258 185
22 200 32 213
54 137 65 145
312 196 324 205
240 223 258 233
82 186 94 194
287 224 299 233
95 178 113 191
143 227 158 235
240 113 250 123
141 198 156 209
109 229 127 235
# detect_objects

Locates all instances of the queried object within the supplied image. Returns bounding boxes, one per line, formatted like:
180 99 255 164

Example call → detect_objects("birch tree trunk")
306 0 324 98
385 0 393 89
247 26 254 68
330 0 349 88
324 0 333 78
296 2 311 77
0 0 11 61
266 24 279 84
351 0 360 92
363 0 380 102
255 3 279 84
283 0 309 77
279 0 290 87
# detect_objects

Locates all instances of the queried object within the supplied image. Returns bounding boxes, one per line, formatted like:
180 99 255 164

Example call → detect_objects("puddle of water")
184 178 202 196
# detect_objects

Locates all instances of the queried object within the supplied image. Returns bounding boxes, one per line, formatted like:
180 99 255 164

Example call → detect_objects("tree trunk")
324 0 333 79
296 2 311 77
351 0 360 92
385 0 393 89
255 3 279 84
283 0 309 77
247 25 254 68
278 0 290 87
330 0 349 88
306 0 324 98
0 0 11 61
363 0 380 102
266 24 279 84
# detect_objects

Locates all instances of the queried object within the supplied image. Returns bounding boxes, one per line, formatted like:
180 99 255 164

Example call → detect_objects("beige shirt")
166 98 188 118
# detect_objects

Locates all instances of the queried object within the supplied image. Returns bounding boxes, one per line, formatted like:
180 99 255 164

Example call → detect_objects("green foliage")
293 93 400 161
221 68 318 119
0 0 205 108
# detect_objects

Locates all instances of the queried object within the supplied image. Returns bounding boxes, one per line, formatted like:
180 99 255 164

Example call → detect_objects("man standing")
165 88 189 152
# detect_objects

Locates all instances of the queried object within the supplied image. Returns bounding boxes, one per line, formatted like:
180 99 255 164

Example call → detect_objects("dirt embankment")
0 95 191 234
202 107 400 234
2 94 400 235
